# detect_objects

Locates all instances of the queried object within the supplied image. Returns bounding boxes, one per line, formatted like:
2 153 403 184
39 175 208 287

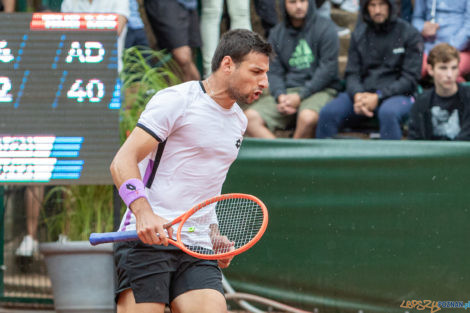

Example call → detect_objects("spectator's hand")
422 21 439 38
284 93 301 109
277 94 297 115
277 93 300 115
353 92 366 114
277 94 287 104
353 92 377 117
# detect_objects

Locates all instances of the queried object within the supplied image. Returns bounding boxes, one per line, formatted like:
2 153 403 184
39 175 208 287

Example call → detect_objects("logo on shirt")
289 39 315 70
393 47 405 54
235 139 242 149
431 106 460 139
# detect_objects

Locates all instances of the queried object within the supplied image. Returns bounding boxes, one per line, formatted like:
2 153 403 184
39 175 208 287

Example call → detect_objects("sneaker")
15 235 38 257
336 25 351 37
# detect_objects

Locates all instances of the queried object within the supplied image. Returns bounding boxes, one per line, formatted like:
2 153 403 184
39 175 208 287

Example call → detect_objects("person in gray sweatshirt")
245 0 341 139
316 0 423 140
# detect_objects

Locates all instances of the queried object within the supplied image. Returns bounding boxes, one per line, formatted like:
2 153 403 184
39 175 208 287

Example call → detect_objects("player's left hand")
218 256 233 268
211 235 235 268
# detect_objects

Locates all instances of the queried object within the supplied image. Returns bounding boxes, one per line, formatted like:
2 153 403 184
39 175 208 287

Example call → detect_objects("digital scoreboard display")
0 13 121 184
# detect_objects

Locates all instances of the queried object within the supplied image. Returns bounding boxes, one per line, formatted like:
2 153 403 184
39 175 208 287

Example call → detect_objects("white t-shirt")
119 81 247 249
61 0 130 72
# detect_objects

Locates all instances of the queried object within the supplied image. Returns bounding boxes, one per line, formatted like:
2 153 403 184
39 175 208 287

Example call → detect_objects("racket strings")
183 197 265 256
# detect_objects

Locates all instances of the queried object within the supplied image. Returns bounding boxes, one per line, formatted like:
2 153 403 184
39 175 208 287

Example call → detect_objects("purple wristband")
119 178 147 207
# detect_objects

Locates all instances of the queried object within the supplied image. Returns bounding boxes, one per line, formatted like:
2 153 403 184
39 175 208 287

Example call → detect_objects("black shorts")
114 241 224 304
144 0 201 50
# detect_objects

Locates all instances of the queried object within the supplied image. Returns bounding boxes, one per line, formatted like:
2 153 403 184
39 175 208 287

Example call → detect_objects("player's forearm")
110 151 142 189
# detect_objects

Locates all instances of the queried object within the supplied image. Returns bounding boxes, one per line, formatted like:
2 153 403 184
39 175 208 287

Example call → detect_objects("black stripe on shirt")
146 140 166 189
136 123 163 142
199 80 207 93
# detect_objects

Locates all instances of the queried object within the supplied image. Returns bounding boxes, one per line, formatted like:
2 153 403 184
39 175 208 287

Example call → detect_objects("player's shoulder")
149 81 201 107
158 81 201 97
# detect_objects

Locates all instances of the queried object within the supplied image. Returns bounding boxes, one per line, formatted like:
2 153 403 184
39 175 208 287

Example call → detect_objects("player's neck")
204 76 235 109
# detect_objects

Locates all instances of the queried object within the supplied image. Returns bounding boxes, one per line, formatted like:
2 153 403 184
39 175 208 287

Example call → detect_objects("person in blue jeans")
316 0 423 139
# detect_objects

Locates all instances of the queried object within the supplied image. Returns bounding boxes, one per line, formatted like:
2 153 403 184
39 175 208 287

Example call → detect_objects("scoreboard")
0 13 121 185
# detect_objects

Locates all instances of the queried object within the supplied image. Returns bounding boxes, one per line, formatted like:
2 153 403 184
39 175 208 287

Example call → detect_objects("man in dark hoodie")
408 43 470 140
245 0 341 139
316 0 423 140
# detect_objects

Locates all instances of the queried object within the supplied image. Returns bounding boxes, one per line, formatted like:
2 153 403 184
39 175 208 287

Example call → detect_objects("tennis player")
111 29 272 313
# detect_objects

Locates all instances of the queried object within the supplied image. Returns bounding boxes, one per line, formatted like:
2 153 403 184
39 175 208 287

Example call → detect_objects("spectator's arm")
297 25 339 100
455 121 470 141
449 1 470 51
1 0 14 12
407 98 424 140
411 0 427 33
114 0 130 36
456 88 470 140
380 30 423 99
117 15 128 36
267 35 287 101
345 34 365 98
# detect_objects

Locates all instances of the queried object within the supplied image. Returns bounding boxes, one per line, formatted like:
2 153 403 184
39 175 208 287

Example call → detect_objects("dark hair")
211 29 273 73
427 43 460 67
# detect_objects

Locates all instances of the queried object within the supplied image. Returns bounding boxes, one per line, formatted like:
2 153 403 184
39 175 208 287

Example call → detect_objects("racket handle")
89 230 138 245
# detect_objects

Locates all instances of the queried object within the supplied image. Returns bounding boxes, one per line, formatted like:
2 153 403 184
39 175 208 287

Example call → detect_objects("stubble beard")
227 84 251 106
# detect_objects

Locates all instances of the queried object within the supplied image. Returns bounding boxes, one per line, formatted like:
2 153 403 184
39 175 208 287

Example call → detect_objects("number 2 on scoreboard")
0 77 13 103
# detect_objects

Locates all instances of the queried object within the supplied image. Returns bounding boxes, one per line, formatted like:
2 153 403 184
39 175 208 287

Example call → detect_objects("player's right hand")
131 198 173 246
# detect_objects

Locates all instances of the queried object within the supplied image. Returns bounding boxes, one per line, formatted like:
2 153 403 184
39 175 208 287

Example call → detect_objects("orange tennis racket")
89 193 268 260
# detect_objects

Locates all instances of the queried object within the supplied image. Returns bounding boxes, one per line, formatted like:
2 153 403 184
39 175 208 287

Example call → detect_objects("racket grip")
89 230 138 245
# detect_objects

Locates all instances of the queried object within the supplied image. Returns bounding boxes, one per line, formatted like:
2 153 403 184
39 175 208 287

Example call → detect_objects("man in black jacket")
245 0 341 139
316 0 423 139
408 43 470 140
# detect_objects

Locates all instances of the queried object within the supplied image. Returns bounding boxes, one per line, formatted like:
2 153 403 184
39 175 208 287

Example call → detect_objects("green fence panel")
222 138 470 312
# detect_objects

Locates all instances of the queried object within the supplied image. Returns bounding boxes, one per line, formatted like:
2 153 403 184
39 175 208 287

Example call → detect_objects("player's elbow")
109 155 121 182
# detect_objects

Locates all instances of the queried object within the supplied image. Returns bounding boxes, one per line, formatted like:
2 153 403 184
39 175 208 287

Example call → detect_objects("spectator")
144 0 201 82
245 0 341 139
125 0 149 49
408 43 470 140
200 0 252 78
316 0 422 140
253 0 279 38
0 0 14 12
396 0 413 22
316 0 351 37
61 0 130 72
331 0 359 12
412 0 470 82
15 186 44 257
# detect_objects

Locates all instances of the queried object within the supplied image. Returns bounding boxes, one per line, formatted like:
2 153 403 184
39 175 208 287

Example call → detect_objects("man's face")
428 58 459 93
367 0 389 24
227 52 269 105
285 0 309 21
